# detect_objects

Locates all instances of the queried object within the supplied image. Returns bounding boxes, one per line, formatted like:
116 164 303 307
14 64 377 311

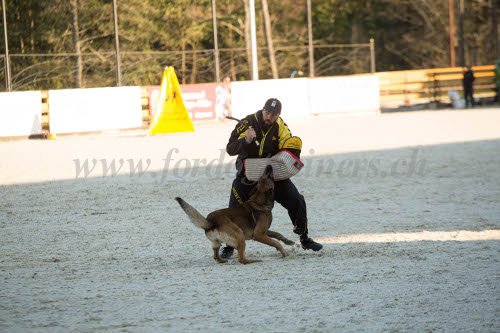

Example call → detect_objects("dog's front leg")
254 234 289 257
254 217 289 258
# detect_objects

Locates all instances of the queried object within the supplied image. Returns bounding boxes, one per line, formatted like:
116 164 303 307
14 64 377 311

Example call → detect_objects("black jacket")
463 69 475 88
226 110 292 176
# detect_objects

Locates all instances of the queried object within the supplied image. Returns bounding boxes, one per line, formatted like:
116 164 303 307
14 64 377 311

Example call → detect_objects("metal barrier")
0 43 374 92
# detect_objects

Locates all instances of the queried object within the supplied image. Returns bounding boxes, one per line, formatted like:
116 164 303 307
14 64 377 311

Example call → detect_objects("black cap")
263 98 282 115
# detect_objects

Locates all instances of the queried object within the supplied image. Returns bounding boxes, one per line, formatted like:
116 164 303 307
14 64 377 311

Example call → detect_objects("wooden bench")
377 65 495 108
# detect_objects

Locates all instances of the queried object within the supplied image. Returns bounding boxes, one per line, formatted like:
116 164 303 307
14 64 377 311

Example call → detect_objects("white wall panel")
49 87 142 133
0 91 42 137
309 75 380 114
231 78 310 119
230 75 379 120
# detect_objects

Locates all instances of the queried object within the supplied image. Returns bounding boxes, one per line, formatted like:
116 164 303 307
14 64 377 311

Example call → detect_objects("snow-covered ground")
1 108 499 332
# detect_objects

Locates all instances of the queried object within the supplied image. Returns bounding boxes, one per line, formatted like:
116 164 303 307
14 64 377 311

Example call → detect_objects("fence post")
307 0 314 77
370 38 376 74
458 0 465 66
492 0 498 60
2 0 12 91
448 0 456 67
211 0 220 82
112 0 122 86
249 0 259 80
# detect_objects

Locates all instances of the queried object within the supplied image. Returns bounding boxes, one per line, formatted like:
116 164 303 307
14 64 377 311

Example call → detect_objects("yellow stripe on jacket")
276 118 292 149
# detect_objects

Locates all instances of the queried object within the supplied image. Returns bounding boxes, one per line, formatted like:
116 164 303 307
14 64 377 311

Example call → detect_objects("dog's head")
256 165 274 193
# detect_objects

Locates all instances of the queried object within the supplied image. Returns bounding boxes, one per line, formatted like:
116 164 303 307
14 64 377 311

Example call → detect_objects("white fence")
49 87 142 134
231 74 379 119
230 78 311 119
0 75 380 137
0 91 42 137
309 75 380 115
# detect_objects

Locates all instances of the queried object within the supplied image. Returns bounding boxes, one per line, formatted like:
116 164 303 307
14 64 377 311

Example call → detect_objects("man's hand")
245 128 257 144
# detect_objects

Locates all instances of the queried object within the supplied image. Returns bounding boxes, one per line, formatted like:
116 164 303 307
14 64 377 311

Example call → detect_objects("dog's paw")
239 259 261 265
281 250 290 257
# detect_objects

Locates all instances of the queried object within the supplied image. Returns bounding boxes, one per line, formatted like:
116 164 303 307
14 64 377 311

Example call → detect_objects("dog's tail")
175 197 212 230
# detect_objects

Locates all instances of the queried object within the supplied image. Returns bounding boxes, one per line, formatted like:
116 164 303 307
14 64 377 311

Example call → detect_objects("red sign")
182 83 217 120
147 81 232 121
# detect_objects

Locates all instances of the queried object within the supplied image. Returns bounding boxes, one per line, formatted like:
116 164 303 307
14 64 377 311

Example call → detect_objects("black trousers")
229 177 308 236
464 86 474 107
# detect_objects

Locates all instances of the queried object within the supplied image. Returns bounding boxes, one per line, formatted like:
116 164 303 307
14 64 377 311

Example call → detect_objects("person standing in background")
215 77 232 120
494 60 500 103
463 66 475 108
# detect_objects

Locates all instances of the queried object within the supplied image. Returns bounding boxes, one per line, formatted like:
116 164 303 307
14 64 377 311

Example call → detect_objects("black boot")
300 235 323 251
220 246 235 259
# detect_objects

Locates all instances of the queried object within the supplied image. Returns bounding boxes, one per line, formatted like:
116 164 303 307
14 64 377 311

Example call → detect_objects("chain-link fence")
2 0 498 93
8 53 115 90
0 43 374 91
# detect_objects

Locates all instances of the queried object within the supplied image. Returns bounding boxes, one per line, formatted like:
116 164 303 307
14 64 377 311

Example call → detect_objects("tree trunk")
228 29 237 80
493 0 498 60
181 39 186 84
70 0 83 88
350 18 363 73
29 9 35 51
190 50 198 83
15 6 25 53
261 0 278 78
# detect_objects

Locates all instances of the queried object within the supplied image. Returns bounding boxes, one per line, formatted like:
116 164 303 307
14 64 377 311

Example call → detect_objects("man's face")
262 109 280 126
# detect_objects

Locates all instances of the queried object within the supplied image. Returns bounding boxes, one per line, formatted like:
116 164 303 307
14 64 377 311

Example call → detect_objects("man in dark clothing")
220 98 323 259
463 66 475 108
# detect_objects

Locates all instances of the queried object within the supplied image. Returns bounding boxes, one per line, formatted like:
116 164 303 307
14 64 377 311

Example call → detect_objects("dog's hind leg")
267 230 295 245
221 224 261 264
210 216 260 265
211 241 227 264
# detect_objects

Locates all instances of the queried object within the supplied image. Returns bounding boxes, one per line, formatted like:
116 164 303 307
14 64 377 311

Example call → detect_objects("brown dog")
175 166 294 264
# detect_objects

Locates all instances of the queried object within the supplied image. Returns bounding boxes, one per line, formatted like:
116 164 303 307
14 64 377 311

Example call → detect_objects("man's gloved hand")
245 128 257 144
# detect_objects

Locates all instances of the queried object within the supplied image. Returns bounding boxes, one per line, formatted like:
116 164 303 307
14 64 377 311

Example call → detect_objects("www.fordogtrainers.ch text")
73 148 426 181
